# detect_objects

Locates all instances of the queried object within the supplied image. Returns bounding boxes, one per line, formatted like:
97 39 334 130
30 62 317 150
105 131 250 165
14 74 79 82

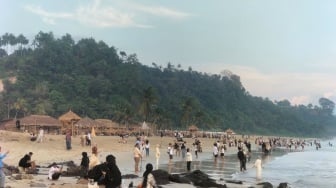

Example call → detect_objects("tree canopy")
0 32 335 137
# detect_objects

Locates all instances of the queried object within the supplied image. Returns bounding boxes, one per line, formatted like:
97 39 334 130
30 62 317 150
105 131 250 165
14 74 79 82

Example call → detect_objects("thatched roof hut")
94 119 119 128
188 125 199 132
75 117 100 128
225 128 235 135
3 115 61 133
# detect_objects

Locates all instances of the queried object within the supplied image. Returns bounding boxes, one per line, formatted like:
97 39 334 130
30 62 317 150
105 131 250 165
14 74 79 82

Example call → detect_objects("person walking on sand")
155 144 160 169
134 143 142 173
65 130 72 150
186 148 192 171
145 140 150 157
0 146 9 188
86 132 92 146
80 133 85 147
253 156 263 180
36 128 44 143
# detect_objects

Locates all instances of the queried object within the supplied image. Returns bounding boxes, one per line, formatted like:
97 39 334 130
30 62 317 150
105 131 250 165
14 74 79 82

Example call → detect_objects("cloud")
24 5 72 25
74 0 152 28
202 64 336 106
130 3 192 20
24 0 191 28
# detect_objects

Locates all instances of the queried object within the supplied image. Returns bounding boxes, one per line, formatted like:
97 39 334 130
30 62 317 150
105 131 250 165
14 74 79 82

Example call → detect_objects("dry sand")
0 130 261 188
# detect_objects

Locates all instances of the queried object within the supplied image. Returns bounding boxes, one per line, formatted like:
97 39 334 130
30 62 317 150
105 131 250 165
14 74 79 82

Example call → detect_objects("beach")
1 130 280 188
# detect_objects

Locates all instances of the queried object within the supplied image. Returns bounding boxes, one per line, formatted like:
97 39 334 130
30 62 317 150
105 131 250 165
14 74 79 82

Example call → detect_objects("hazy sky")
1 0 336 106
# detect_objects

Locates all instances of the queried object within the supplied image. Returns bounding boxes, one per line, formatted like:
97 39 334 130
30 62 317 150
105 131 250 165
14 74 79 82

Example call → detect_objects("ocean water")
238 139 336 188
159 139 336 188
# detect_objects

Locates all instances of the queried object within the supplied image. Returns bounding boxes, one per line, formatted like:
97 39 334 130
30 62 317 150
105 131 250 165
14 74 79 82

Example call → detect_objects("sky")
1 0 336 106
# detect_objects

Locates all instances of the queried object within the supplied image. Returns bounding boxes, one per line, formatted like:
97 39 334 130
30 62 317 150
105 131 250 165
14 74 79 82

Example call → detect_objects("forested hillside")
0 32 335 137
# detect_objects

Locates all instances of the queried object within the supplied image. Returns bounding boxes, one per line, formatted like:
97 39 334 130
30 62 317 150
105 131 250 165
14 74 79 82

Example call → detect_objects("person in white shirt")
253 156 263 180
48 163 62 180
186 148 192 171
145 140 150 157
213 143 219 162
86 132 92 146
37 128 44 143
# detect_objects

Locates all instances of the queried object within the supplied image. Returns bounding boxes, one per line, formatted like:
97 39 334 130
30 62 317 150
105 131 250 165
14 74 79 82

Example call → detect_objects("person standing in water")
253 156 263 180
186 148 192 171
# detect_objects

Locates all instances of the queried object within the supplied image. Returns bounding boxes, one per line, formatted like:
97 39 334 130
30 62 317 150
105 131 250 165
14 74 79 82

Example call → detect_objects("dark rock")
151 169 170 185
257 182 273 188
278 182 289 188
184 170 227 188
122 174 139 179
63 166 81 176
225 179 243 184
169 174 191 184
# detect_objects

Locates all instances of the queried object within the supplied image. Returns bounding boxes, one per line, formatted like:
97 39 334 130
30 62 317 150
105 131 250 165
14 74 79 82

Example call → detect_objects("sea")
158 139 336 188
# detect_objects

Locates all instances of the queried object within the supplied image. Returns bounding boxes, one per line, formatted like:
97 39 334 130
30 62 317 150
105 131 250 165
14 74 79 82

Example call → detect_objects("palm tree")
139 87 157 121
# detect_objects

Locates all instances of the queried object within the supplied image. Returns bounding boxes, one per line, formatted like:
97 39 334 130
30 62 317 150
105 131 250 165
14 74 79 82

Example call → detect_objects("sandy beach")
0 130 265 188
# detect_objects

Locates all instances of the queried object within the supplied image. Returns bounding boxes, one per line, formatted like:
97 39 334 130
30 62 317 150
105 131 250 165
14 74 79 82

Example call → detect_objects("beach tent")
58 110 81 135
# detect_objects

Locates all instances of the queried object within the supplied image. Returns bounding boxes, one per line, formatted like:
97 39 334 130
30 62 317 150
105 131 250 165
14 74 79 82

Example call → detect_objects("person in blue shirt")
0 146 10 188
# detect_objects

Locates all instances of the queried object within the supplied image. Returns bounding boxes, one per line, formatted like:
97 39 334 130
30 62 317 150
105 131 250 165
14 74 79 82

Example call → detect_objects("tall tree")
139 87 157 121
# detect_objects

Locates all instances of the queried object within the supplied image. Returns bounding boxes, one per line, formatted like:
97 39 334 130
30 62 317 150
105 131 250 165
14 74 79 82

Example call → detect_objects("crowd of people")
0 131 324 188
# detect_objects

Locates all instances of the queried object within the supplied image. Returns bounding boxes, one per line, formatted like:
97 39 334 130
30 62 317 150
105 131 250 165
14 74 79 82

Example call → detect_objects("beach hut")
58 110 81 135
225 128 235 135
6 115 62 134
188 125 199 138
95 119 120 135
75 117 100 135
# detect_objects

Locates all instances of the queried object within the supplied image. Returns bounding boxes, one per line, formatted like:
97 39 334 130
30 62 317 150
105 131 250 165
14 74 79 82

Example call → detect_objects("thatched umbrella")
225 128 235 135
58 110 81 135
188 125 199 137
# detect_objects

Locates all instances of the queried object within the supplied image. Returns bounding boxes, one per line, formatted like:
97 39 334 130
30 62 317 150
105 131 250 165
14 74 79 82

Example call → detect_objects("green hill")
0 32 335 137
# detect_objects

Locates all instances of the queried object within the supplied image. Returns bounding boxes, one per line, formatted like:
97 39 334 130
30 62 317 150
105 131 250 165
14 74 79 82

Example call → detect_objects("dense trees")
0 32 335 137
